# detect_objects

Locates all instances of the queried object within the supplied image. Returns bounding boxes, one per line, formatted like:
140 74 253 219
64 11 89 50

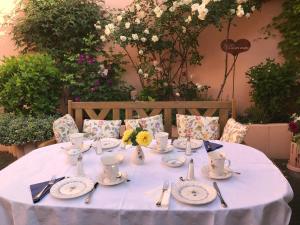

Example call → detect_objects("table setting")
0 129 294 225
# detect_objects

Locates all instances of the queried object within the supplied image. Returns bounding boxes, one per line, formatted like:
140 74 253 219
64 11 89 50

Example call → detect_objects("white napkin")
145 185 171 208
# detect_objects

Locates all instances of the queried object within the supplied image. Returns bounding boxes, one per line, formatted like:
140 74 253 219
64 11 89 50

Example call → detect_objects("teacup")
69 133 84 149
155 132 169 151
208 152 231 177
101 155 120 183
67 148 80 166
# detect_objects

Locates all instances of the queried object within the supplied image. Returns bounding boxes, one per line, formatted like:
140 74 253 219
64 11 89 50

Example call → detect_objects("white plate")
161 154 186 167
151 144 173 154
173 139 203 149
50 177 94 199
99 138 120 150
99 172 127 186
201 165 233 180
172 181 217 205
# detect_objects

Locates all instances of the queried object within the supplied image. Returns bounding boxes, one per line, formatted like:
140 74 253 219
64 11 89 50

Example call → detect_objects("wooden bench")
38 100 236 148
68 100 236 136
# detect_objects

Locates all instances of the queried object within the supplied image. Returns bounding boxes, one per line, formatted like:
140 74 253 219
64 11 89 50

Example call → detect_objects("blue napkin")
203 141 223 153
30 177 65 203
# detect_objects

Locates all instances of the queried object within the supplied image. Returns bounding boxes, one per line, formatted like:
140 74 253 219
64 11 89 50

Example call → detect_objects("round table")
0 141 293 225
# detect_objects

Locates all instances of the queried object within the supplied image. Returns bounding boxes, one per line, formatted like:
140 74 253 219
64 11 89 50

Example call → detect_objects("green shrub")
246 58 299 123
0 53 63 115
0 113 57 145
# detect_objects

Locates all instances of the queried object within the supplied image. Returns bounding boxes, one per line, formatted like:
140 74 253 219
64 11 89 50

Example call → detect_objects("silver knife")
84 182 99 204
213 182 228 208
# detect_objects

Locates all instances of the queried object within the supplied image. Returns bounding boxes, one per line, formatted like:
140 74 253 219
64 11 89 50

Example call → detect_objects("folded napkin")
30 177 65 203
145 185 171 208
203 141 223 153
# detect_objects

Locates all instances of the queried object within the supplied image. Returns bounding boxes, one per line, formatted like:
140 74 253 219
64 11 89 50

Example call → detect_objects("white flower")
120 36 127 42
143 73 149 78
100 35 106 42
144 29 150 34
154 6 163 18
141 37 147 42
236 5 244 17
135 18 141 24
236 0 247 4
107 23 115 31
182 26 186 33
183 0 192 5
197 7 208 20
94 24 101 30
135 4 141 11
138 50 144 55
191 3 200 12
138 69 143 74
117 15 123 22
104 28 111 36
251 6 256 12
175 92 180 96
230 9 236 15
151 35 159 42
169 6 175 12
125 22 131 29
132 33 139 40
245 13 251 18
185 15 192 23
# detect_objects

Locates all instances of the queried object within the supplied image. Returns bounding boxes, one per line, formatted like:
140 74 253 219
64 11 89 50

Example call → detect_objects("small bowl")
161 153 186 168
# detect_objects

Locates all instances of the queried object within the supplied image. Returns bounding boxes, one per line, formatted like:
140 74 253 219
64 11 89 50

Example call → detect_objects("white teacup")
69 133 84 149
208 152 231 177
155 132 169 151
101 155 120 182
67 148 80 166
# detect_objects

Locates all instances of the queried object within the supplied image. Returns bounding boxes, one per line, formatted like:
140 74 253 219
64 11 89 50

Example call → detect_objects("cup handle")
225 159 231 168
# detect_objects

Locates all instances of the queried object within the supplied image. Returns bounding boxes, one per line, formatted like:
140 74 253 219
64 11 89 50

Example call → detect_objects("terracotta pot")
131 145 145 165
287 142 300 172
8 143 37 158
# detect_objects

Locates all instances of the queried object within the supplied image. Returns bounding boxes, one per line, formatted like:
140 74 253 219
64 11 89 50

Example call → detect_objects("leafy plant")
0 113 57 145
246 58 299 123
0 53 63 115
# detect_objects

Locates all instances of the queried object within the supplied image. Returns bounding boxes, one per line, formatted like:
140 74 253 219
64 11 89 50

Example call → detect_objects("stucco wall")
0 0 284 114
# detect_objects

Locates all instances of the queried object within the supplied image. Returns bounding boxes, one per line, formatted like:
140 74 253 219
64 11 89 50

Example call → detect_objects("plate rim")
50 177 94 199
100 138 121 150
171 181 217 205
173 139 203 150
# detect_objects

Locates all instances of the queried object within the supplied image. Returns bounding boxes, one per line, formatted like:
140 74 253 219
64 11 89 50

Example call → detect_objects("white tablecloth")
0 141 293 225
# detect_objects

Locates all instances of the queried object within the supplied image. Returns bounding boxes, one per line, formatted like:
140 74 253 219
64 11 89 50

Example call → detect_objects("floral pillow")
53 114 79 143
176 114 220 140
220 118 248 143
83 119 122 138
124 114 164 136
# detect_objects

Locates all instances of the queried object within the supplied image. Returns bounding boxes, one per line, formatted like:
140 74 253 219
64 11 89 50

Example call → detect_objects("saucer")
151 144 173 154
161 153 186 167
201 165 232 180
98 172 127 186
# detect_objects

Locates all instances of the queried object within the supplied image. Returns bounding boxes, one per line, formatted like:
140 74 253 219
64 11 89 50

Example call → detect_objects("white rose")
138 69 143 74
135 4 141 11
135 18 141 24
107 23 115 31
117 15 123 22
139 50 144 55
144 29 150 34
120 36 127 42
197 7 208 20
100 35 106 42
185 15 192 23
182 26 186 33
132 33 139 40
151 35 159 42
236 5 245 17
191 3 200 12
154 6 163 18
125 22 131 29
141 37 147 42
143 73 149 78
104 28 111 36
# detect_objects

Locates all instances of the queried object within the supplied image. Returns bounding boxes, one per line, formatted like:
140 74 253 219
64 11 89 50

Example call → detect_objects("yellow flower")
122 129 133 145
136 131 152 147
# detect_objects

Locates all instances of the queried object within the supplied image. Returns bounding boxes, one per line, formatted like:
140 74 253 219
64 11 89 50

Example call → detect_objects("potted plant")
287 114 300 171
122 127 152 165
0 113 57 158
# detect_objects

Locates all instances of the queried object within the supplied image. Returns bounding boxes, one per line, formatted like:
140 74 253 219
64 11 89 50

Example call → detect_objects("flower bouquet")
289 113 300 144
122 127 152 165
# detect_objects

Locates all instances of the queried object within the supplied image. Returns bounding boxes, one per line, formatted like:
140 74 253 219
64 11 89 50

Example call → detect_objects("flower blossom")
141 37 147 42
236 5 245 17
117 15 123 22
151 35 159 42
144 29 150 34
125 22 131 29
120 36 127 42
139 50 144 55
100 35 107 42
154 6 163 18
132 33 139 40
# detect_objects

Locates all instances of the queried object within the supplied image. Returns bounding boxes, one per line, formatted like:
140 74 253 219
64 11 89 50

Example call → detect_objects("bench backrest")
68 100 236 136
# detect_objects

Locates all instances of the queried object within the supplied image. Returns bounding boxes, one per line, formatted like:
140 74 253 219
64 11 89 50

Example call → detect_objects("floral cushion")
83 119 122 138
53 114 79 143
176 114 220 140
220 118 248 143
124 114 164 136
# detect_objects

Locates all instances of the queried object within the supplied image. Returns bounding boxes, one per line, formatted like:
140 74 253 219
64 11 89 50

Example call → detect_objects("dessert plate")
161 154 186 167
201 165 233 180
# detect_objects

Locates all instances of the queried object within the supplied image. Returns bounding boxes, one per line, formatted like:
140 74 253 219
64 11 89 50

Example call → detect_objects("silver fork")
156 181 169 207
33 176 56 201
